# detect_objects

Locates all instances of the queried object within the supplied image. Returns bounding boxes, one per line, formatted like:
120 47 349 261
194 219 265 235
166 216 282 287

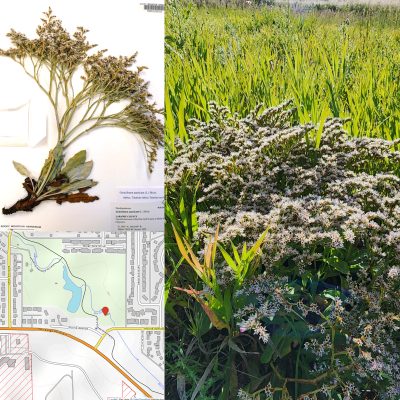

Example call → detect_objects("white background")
0 0 164 231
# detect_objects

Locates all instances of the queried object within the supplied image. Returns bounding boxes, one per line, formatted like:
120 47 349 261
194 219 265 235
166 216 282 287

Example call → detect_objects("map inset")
0 231 164 399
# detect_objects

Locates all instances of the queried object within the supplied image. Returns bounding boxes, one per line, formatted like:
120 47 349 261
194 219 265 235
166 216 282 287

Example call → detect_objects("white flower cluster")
167 101 400 279
167 102 400 398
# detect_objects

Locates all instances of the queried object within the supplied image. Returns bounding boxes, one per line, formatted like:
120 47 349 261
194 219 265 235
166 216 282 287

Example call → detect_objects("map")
0 231 164 399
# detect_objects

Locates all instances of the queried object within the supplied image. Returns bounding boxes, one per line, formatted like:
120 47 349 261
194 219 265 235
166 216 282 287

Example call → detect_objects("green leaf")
261 343 275 364
190 180 200 237
242 243 247 259
66 161 93 182
223 288 232 322
322 289 342 301
218 244 238 273
231 242 241 265
334 261 350 274
315 105 331 149
301 271 313 286
277 334 297 359
247 229 268 259
12 161 30 177
190 355 217 400
177 373 187 400
199 300 229 331
178 95 187 141
165 94 176 152
61 150 87 175
179 192 188 236
228 339 250 354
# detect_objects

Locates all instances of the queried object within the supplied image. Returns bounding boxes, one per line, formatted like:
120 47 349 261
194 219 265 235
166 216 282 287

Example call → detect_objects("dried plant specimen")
1 8 162 214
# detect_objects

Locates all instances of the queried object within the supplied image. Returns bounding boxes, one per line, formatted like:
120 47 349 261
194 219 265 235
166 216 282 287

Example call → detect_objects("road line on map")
44 373 73 400
7 231 12 327
32 353 102 400
94 326 164 349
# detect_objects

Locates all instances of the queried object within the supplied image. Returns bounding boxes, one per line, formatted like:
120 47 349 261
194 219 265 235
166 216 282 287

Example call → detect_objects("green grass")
165 2 400 156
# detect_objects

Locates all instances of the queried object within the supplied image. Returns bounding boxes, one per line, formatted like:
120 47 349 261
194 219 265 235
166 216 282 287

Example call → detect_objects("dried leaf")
48 177 67 188
37 153 53 187
66 161 93 182
175 286 229 330
12 161 30 177
172 225 205 277
2 196 39 215
58 179 97 194
22 178 36 194
61 150 87 175
204 225 219 275
55 192 99 205
198 300 229 330
174 286 203 297
37 144 64 188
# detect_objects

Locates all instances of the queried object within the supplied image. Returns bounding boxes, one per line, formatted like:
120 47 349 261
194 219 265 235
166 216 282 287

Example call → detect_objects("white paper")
0 104 29 145
112 202 164 232
112 186 164 232
117 186 164 202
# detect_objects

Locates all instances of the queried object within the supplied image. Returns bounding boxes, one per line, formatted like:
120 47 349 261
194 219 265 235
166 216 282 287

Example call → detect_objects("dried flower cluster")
1 9 162 214
167 101 400 398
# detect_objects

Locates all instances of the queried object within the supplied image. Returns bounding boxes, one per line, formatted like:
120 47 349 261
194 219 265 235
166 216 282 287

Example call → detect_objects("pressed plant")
0 8 162 214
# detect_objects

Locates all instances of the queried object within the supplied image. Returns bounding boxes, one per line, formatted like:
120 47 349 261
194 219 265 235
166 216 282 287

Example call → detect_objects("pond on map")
62 265 83 313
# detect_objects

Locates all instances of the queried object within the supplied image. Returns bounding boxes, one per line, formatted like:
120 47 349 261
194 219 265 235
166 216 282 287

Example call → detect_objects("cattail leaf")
12 161 30 177
61 150 87 175
66 161 93 182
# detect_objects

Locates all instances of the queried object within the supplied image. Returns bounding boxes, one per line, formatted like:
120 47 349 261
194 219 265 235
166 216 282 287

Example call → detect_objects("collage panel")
0 230 164 399
165 1 400 399
0 0 164 232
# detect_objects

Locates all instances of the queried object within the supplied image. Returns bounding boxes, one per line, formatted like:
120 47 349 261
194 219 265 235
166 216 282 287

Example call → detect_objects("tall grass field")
165 3 400 155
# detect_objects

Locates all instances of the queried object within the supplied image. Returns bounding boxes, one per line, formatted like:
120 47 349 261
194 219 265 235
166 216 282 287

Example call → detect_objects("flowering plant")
1 9 162 214
167 101 400 399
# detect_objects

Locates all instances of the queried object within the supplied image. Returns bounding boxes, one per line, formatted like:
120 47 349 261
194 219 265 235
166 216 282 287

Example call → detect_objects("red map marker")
101 306 109 316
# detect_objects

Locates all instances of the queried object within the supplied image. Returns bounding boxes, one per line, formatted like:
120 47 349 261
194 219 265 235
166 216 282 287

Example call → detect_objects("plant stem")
294 343 302 399
22 58 62 138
